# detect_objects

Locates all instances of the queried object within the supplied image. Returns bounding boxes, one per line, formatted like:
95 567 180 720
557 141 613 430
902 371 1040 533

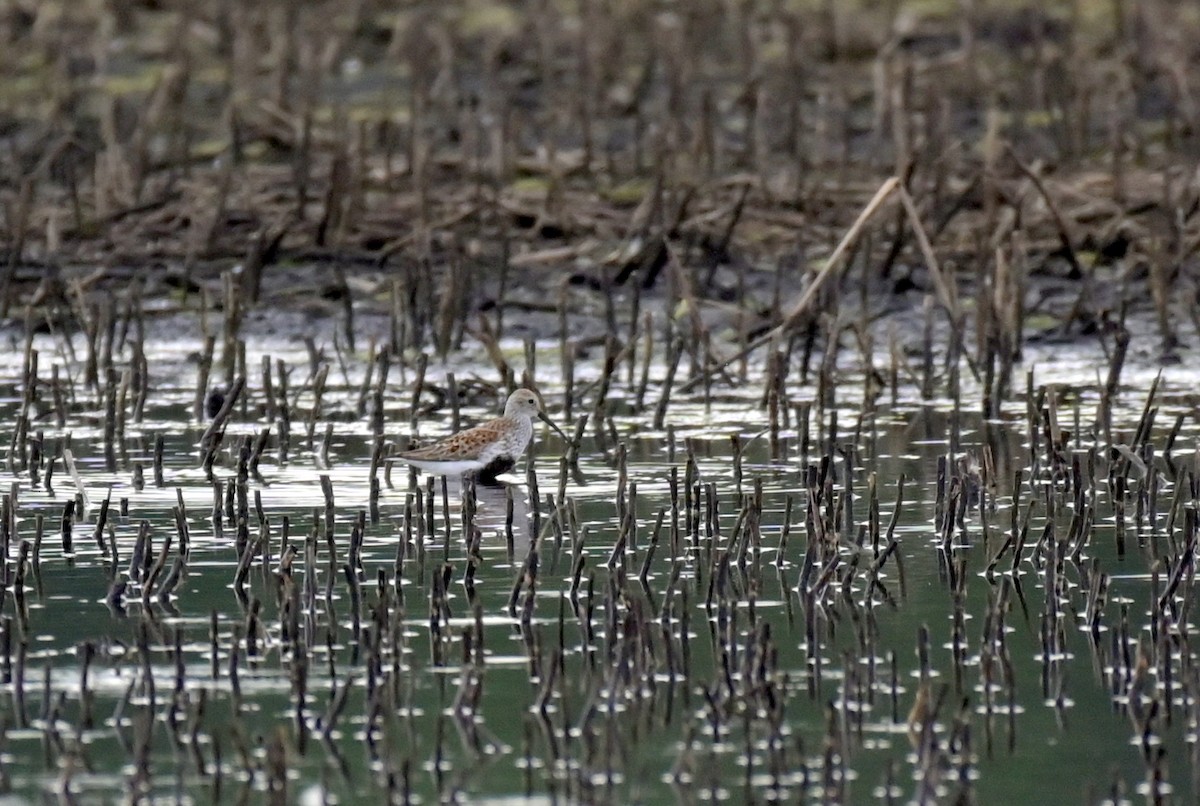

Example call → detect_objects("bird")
398 389 565 484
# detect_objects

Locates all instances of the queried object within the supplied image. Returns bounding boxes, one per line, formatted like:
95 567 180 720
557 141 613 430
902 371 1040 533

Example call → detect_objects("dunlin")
399 389 565 483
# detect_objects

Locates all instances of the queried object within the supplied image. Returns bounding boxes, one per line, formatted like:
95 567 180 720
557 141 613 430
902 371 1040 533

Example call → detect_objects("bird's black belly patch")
477 455 517 485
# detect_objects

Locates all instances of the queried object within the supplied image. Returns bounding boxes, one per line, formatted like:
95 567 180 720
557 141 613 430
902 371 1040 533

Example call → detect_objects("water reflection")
1 335 1198 804
473 480 532 560
410 474 534 560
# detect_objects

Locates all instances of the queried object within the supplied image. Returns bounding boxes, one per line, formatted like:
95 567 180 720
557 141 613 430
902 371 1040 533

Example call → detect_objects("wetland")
2 1 1200 803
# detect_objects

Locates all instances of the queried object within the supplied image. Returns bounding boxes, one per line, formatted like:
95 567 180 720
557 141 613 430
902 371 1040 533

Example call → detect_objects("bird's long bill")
538 411 568 440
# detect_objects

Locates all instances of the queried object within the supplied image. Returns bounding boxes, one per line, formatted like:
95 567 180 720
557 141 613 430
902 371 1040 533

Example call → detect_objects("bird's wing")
399 420 509 461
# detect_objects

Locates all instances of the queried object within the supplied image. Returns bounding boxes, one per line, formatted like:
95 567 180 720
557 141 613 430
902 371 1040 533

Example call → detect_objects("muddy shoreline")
2 2 1198 378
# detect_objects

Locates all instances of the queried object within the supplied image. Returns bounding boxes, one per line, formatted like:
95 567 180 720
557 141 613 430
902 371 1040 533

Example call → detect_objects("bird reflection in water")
472 480 533 561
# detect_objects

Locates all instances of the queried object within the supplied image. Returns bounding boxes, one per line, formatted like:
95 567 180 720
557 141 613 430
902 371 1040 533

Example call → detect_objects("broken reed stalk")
681 175 900 391
200 375 247 469
895 186 980 383
1094 325 1131 446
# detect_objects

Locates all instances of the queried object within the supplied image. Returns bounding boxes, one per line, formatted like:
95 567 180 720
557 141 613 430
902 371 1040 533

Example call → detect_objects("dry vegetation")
2 0 1200 361
5 5 1200 803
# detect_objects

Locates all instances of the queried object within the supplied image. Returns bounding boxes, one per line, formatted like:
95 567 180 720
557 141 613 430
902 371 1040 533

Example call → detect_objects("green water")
0 337 1194 804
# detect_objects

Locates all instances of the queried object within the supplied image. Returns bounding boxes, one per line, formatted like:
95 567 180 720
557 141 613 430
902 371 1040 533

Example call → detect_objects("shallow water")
0 325 1195 804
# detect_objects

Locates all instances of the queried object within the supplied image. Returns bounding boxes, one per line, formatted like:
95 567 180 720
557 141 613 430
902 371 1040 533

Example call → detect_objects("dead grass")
1 0 1199 359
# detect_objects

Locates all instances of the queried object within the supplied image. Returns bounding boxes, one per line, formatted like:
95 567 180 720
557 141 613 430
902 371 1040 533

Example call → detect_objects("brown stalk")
681 176 900 391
